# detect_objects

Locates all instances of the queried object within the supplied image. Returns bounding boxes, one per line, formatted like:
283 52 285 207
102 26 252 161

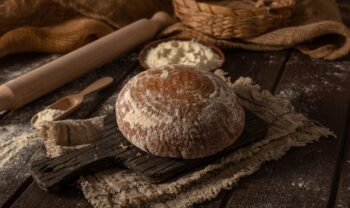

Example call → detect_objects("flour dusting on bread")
116 66 244 159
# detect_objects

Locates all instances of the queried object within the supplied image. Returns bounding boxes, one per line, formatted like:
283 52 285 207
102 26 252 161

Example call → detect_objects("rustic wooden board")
0 52 138 207
30 108 267 192
225 51 350 207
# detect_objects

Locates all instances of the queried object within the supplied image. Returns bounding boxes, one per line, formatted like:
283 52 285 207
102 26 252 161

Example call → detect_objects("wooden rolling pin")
0 12 173 111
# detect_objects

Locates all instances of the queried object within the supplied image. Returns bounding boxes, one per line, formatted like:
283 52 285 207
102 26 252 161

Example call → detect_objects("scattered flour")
160 69 169 79
291 179 310 190
0 122 45 187
0 132 40 170
0 124 19 143
102 105 114 112
32 108 64 129
145 40 222 71
277 65 349 115
119 143 129 150
0 107 65 175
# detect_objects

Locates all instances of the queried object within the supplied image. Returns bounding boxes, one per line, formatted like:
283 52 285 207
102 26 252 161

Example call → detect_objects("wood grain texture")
10 182 89 208
225 51 350 208
328 10 350 208
336 124 350 208
222 49 290 91
334 55 350 208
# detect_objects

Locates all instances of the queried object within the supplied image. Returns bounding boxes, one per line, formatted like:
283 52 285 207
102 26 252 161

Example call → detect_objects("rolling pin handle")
0 85 14 111
150 11 174 31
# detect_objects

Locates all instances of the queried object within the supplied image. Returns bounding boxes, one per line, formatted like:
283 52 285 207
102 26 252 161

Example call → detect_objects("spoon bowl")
31 77 114 126
50 96 80 111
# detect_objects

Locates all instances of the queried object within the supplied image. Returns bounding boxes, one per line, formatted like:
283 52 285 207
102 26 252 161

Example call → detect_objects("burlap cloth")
37 70 334 208
0 0 350 60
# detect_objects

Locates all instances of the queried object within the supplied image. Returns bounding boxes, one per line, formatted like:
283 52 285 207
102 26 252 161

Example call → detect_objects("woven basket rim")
174 0 296 16
172 0 296 38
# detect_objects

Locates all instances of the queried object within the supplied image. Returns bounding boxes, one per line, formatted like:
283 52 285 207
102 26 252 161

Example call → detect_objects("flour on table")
32 108 64 129
276 64 349 115
0 106 67 181
0 123 44 187
0 132 39 170
145 40 222 71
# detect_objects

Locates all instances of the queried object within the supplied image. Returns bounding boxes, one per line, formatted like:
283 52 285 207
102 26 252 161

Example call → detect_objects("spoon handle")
79 77 114 97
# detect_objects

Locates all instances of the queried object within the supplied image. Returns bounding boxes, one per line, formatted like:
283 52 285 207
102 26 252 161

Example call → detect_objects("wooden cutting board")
31 109 268 193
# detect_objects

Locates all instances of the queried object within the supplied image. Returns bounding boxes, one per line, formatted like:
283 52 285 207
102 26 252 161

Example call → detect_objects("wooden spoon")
31 76 113 124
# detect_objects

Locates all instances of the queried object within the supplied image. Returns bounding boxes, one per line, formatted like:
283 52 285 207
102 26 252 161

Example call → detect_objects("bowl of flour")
139 38 225 71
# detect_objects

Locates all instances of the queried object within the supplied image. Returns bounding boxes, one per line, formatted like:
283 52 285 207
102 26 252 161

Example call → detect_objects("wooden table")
1 44 350 207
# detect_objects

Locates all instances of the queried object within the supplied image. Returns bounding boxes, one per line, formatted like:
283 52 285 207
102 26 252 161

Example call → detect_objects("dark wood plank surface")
1 48 350 208
225 51 350 208
331 7 350 208
336 124 350 208
336 136 350 208
334 55 350 208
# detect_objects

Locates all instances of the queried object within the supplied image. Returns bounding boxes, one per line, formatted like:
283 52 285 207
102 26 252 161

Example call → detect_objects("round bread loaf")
115 66 245 159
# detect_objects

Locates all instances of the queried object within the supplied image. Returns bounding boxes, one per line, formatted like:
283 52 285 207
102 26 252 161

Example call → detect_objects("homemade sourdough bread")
115 66 244 159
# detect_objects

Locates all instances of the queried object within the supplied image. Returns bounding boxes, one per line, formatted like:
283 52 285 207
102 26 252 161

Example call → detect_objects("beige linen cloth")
0 0 172 57
38 71 333 208
0 0 350 60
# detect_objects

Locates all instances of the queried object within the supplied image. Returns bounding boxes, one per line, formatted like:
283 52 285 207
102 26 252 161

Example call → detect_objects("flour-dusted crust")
115 66 245 159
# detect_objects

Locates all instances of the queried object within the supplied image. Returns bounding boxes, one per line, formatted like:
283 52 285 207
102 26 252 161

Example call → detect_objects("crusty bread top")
116 66 245 159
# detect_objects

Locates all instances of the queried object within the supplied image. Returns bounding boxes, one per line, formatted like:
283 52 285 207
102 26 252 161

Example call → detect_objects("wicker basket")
172 0 296 39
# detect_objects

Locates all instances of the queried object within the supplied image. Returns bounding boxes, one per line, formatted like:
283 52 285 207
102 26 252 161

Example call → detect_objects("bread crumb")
119 143 128 150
